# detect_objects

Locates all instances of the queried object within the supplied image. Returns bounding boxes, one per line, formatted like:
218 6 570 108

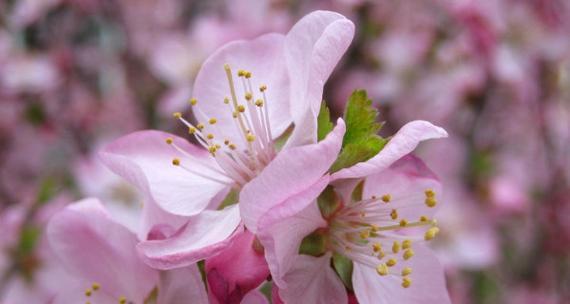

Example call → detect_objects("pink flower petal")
193 33 291 146
137 205 242 270
331 120 447 180
240 119 345 233
206 230 269 304
285 11 355 146
362 155 442 223
352 244 451 304
99 130 230 216
257 183 328 287
278 253 347 304
47 198 158 302
241 290 269 304
158 266 209 304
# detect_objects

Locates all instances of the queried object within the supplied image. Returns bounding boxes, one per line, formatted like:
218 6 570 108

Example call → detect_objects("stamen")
403 249 414 260
376 263 389 276
424 227 440 240
402 277 412 288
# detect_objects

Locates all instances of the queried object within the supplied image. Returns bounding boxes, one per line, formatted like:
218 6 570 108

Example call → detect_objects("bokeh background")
1 0 569 303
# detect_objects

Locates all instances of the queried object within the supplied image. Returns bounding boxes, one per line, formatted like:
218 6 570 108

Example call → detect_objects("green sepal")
143 287 158 304
317 186 340 219
218 189 239 210
351 180 365 202
298 229 328 257
332 252 354 290
317 101 334 141
197 260 208 291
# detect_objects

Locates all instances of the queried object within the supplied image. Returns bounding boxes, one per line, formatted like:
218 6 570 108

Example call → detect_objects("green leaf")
342 90 382 146
330 90 387 172
317 101 334 141
298 229 328 257
332 253 354 290
330 135 387 172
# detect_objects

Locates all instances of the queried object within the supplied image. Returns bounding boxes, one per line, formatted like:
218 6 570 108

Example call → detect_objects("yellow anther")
399 219 408 227
392 241 401 253
420 215 429 222
360 230 370 239
119 296 127 304
390 209 398 220
402 277 412 288
255 99 263 107
376 263 389 276
386 258 397 267
224 97 230 104
165 138 173 144
370 224 380 232
245 92 253 100
403 249 414 260
237 70 245 77
259 85 267 92
229 144 236 150
197 123 205 130
224 139 230 145
208 146 217 154
425 189 435 198
402 267 412 276
172 158 180 166
232 112 238 118
237 105 246 113
425 197 437 208
207 134 214 140
173 112 182 119
402 240 412 250
245 71 252 78
424 227 440 241
188 127 196 134
381 194 391 203
85 289 92 297
209 118 217 125
189 98 197 106
92 283 100 291
372 243 382 253
377 250 386 259
246 133 256 142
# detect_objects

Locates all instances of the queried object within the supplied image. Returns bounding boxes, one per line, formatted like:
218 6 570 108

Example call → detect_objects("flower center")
328 189 440 289
83 282 131 304
168 64 276 188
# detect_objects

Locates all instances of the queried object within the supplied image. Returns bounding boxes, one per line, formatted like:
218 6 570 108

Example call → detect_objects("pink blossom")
46 198 209 303
100 11 355 271
206 230 269 304
239 118 449 303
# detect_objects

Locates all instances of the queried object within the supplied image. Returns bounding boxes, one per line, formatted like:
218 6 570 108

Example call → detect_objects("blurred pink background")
1 0 569 303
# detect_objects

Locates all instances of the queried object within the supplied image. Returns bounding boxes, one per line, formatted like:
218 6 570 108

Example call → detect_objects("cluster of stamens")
83 282 129 304
329 189 440 289
168 64 276 188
